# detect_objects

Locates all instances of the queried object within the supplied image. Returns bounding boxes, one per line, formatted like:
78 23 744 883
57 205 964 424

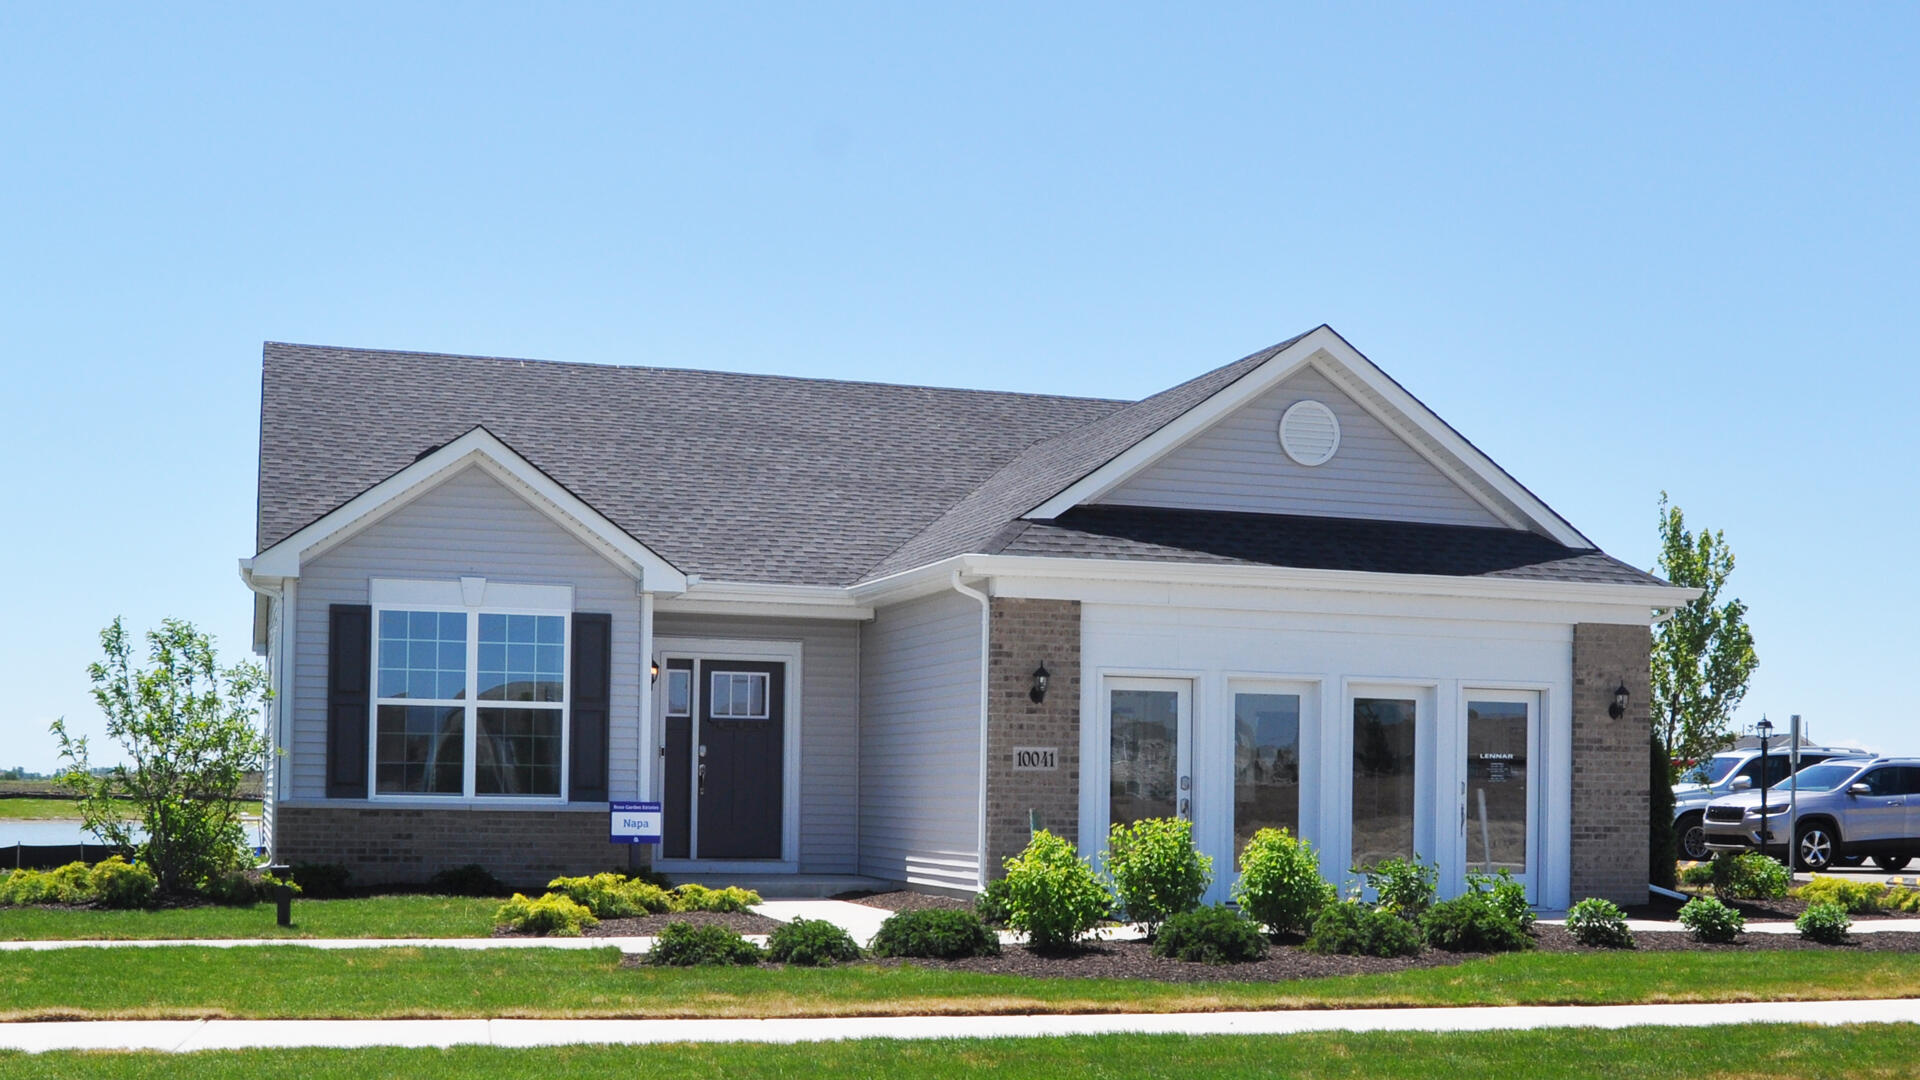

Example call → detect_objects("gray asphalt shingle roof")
257 337 1663 590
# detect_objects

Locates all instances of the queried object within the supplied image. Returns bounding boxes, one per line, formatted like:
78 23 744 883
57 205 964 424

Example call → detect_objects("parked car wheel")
1795 822 1837 872
1676 813 1710 862
1874 856 1912 873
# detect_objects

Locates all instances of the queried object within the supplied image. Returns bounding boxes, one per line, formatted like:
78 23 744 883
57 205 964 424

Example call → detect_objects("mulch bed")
1625 890 1920 923
496 910 781 938
831 889 972 913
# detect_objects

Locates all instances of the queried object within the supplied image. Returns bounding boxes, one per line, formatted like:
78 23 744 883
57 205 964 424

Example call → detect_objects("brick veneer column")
982 597 1082 876
274 807 635 889
1570 622 1652 905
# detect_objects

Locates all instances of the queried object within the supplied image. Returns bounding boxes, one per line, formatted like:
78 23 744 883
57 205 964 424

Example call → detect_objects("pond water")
1 819 264 848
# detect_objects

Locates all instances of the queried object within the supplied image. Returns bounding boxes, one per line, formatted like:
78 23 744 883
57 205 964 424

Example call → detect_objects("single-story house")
241 326 1690 906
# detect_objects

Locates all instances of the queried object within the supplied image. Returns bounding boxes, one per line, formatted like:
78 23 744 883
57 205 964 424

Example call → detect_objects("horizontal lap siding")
858 591 982 889
652 613 860 874
288 467 642 801
1095 366 1502 527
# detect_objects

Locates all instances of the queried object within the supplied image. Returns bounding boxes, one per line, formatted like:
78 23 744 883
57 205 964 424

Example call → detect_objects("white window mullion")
464 610 480 798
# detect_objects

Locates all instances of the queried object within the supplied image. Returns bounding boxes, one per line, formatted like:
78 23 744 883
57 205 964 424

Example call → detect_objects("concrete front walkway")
3 999 1917 1053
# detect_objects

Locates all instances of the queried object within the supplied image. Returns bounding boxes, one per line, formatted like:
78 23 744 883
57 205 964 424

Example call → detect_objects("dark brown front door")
695 660 784 859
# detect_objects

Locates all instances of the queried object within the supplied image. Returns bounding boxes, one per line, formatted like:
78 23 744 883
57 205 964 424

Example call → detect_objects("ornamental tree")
1651 494 1759 783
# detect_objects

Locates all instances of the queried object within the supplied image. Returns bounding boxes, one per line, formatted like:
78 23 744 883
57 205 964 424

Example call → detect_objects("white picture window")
709 671 769 719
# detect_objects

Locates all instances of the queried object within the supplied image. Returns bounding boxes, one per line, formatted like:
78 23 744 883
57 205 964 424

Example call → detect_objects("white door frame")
1458 687 1543 902
1079 672 1195 864
651 636 803 873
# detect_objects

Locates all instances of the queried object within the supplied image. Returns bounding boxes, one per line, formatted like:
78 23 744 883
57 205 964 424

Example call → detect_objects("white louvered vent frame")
1278 399 1341 466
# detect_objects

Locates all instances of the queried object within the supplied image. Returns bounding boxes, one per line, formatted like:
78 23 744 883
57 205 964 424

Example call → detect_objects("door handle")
1179 797 1190 817
698 762 707 796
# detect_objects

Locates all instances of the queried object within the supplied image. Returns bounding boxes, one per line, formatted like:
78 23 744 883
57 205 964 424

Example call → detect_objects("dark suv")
1700 757 1920 872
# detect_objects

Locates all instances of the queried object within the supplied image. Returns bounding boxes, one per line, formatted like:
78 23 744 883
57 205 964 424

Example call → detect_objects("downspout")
951 569 992 891
238 560 284 866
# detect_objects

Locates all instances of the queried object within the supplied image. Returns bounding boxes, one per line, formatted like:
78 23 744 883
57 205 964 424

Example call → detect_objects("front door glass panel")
1234 692 1300 854
1466 700 1529 874
1110 688 1180 827
1351 697 1416 867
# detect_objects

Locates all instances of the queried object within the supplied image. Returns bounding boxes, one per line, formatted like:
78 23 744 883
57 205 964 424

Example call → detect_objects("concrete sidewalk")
3 999 1917 1053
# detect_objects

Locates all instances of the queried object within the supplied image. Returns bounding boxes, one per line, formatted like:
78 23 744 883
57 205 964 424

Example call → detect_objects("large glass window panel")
1351 698 1416 868
374 705 465 794
1234 692 1300 854
665 669 691 717
1466 700 1529 874
478 613 566 702
1110 688 1179 828
377 610 467 700
475 707 563 796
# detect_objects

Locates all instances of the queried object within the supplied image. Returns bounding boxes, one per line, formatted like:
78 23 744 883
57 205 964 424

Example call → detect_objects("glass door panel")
1466 700 1530 874
1351 697 1417 868
1109 681 1188 828
1234 691 1301 855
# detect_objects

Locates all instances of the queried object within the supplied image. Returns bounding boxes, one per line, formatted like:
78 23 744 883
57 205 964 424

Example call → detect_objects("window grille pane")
475 707 563 796
377 610 466 701
479 612 566 702
374 705 465 794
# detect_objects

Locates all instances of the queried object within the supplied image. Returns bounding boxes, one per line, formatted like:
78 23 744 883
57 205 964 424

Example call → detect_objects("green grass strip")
1 1025 1914 1079
0 896 501 940
5 946 1920 1021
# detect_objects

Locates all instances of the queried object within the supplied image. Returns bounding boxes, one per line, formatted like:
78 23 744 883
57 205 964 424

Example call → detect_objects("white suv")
1673 746 1862 861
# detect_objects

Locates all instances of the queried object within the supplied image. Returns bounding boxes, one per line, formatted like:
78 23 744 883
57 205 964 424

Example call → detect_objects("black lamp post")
1757 717 1774 857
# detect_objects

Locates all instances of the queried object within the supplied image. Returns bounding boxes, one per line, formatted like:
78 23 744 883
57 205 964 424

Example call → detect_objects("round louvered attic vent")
1278 400 1340 466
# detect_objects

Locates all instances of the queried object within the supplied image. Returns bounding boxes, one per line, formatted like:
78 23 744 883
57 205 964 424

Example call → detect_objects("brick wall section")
982 597 1083 875
275 807 639 889
1570 622 1652 905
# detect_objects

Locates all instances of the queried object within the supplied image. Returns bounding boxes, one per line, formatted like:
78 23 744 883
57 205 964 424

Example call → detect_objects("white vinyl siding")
1094 366 1503 527
288 466 642 803
652 612 861 874
858 590 983 890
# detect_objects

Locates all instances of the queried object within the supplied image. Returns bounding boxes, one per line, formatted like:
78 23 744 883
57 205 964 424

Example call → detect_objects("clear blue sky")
3 5 1914 769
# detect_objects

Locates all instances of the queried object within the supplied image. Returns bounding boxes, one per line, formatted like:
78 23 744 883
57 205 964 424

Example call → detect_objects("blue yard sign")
609 801 662 845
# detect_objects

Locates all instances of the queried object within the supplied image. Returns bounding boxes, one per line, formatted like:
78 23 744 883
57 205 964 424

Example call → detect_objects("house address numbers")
1012 746 1058 772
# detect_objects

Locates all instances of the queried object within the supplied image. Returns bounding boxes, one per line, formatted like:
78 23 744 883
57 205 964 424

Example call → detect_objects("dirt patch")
496 910 781 938
832 889 972 913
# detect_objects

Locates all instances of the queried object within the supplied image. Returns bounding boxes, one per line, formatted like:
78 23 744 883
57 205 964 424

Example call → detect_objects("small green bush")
204 869 266 906
646 921 763 966
1104 817 1212 936
1678 896 1744 943
1565 897 1634 949
1003 829 1111 950
1232 827 1335 936
289 863 352 899
1420 892 1533 953
1795 875 1888 914
1360 856 1437 920
1796 900 1851 944
974 877 1012 927
765 917 862 966
870 908 1001 959
0 862 95 906
1151 904 1269 964
429 864 506 897
84 856 157 909
1304 900 1424 958
548 873 672 918
494 892 598 936
1468 869 1534 931
1716 852 1790 900
670 883 762 913
1678 861 1717 888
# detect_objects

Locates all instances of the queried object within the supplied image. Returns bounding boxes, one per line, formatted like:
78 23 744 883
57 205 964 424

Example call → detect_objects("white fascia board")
852 552 1699 612
656 581 875 621
247 428 687 593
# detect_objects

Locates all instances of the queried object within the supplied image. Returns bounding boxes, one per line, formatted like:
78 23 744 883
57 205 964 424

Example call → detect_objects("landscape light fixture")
650 658 660 684
1609 682 1629 720
1757 716 1774 850
1030 663 1050 704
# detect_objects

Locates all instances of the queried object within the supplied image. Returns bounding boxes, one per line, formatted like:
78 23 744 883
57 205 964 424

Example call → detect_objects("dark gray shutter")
326 604 372 798
570 612 612 802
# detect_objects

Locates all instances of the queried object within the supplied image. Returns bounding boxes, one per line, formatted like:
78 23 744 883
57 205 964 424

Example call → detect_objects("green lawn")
5 946 1920 1021
0 895 501 940
0 798 144 820
2 1026 1913 1080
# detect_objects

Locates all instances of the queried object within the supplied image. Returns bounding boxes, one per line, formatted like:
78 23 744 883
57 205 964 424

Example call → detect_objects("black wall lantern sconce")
1030 663 1050 704
650 658 660 684
1609 681 1629 720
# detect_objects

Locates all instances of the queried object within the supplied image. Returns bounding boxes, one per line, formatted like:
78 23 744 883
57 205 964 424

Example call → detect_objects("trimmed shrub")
429 864 506 897
495 892 598 937
1649 735 1678 890
1304 900 1424 958
870 908 1001 959
974 877 1012 927
1795 875 1888 915
1104 817 1212 936
548 873 672 918
1716 852 1790 900
1420 892 1533 953
670 883 762 913
1469 869 1535 932
1796 900 1851 945
765 917 862 966
1003 829 1110 950
1678 896 1744 943
0 862 95 906
205 869 266 907
646 921 763 966
1361 856 1437 920
1232 827 1335 936
289 863 352 899
1678 861 1717 889
1151 904 1269 964
1565 897 1634 949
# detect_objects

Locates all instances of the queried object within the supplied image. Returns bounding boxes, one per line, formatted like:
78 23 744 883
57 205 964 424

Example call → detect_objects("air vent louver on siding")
1278 399 1341 466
